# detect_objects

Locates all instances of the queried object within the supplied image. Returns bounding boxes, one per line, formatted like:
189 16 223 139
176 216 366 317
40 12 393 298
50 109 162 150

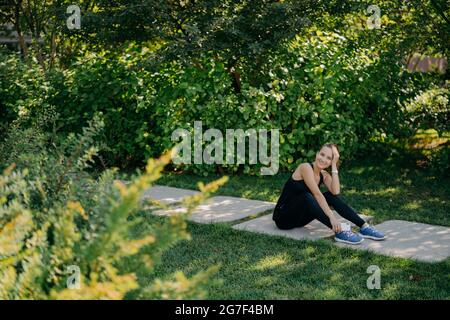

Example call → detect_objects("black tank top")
273 163 323 221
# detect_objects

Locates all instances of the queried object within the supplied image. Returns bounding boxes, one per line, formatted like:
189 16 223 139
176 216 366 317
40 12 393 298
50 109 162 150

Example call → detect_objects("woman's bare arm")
322 169 340 195
330 163 340 195
330 146 341 194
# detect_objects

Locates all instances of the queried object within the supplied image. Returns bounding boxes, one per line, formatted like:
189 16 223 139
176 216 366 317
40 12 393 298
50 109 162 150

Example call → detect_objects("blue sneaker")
334 231 364 245
359 225 386 240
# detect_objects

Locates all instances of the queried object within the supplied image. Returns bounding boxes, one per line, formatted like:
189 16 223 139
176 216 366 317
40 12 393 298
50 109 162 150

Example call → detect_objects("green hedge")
0 33 444 175
404 87 450 134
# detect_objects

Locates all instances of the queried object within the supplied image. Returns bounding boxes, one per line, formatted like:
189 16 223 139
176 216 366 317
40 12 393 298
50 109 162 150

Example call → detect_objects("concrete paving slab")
141 185 199 205
149 194 275 223
232 212 373 241
335 220 450 263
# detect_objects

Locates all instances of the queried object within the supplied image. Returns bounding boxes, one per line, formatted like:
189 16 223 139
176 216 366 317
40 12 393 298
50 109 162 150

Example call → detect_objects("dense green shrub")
0 45 156 168
404 86 450 134
0 52 39 132
139 29 442 174
430 146 450 177
0 115 225 299
0 27 445 175
52 46 157 167
159 31 371 173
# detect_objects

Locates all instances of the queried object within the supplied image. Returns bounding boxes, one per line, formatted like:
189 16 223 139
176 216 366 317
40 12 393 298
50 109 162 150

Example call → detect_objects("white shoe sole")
359 233 387 241
334 237 364 245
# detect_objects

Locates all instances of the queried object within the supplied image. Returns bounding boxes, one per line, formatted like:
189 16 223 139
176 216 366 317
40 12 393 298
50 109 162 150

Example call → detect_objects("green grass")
130 216 450 299
122 155 450 299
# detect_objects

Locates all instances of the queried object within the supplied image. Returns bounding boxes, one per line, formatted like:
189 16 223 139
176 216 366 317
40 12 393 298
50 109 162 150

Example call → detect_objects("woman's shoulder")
297 162 313 170
292 162 312 180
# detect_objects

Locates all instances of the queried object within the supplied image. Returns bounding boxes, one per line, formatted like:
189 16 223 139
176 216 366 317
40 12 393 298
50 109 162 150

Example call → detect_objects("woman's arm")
330 163 340 195
322 163 340 195
330 145 340 195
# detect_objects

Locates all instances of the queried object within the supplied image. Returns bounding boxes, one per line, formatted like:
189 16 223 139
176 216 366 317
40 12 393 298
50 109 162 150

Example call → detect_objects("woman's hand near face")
331 145 340 165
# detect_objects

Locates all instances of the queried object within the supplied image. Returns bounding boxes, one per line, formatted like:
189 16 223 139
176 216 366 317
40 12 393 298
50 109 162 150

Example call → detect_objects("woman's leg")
274 192 330 230
322 191 365 228
274 196 305 230
299 192 333 229
275 193 356 230
274 213 301 230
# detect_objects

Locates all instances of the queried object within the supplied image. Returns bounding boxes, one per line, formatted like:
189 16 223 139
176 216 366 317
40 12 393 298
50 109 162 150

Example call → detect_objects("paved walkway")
142 185 450 263
142 186 275 223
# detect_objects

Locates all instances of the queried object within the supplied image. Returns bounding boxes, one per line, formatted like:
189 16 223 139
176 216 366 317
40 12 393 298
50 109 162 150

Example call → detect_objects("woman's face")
315 146 333 169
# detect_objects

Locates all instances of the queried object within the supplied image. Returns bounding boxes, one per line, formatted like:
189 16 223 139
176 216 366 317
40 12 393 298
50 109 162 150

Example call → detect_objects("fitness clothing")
272 163 365 230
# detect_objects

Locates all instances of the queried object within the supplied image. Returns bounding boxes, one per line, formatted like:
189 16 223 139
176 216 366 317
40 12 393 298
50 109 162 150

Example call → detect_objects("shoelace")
339 230 355 237
363 225 383 237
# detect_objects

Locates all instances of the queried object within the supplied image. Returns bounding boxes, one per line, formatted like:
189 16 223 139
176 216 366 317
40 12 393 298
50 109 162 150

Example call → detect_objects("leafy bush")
404 86 450 134
0 46 155 169
143 29 440 173
428 144 450 177
0 115 226 299
0 27 445 175
0 49 71 148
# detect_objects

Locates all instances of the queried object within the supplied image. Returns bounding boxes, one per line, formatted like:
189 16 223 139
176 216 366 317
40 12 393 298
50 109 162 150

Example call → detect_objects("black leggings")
275 191 366 230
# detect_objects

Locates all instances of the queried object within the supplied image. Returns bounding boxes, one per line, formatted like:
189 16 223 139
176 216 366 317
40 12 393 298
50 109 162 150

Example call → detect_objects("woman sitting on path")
272 143 386 244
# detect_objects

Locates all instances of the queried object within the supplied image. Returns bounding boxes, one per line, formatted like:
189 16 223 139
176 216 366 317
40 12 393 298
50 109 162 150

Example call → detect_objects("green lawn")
124 156 450 299
138 218 449 299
